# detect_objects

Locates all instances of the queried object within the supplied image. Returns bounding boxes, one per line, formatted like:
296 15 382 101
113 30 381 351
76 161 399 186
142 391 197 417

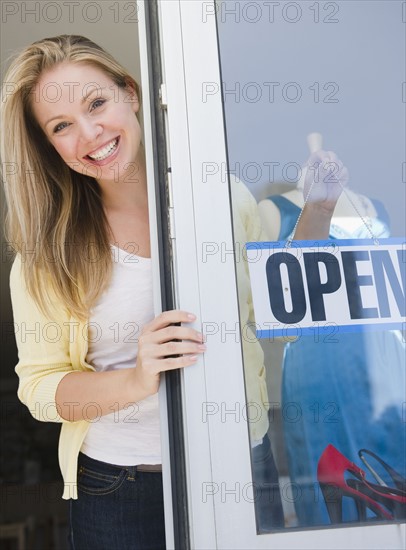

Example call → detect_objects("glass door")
155 0 405 548
214 0 405 538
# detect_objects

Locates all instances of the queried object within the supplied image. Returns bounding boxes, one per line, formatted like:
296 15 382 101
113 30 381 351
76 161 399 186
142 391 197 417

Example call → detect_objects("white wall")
1 1 140 81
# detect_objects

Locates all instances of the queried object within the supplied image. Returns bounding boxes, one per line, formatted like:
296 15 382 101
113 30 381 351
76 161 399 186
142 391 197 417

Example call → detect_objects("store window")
214 0 405 532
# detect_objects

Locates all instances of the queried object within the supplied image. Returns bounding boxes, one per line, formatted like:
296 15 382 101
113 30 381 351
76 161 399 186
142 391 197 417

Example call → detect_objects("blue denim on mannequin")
252 434 285 531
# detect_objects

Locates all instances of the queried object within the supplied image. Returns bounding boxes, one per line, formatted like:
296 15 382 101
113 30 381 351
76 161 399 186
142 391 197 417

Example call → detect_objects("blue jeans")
69 452 166 550
252 434 284 531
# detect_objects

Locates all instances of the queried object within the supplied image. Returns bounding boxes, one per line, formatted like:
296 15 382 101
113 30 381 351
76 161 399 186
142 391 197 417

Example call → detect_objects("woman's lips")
84 137 120 165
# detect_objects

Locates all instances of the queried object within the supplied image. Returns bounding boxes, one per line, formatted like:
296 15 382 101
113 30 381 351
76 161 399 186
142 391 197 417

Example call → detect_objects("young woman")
1 34 347 548
1 34 207 549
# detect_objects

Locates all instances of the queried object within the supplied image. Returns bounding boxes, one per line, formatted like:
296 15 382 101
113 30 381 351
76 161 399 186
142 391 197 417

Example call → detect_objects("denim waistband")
78 452 162 474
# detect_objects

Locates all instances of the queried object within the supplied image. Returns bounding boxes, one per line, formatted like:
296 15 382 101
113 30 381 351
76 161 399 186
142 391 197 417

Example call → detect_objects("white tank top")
80 245 161 465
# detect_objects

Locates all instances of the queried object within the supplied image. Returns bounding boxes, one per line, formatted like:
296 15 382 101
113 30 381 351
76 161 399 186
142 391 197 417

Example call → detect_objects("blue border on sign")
257 322 405 339
245 237 406 250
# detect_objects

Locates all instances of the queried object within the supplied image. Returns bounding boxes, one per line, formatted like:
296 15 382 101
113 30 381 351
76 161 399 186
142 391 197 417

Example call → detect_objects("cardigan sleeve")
9 255 79 423
230 176 271 441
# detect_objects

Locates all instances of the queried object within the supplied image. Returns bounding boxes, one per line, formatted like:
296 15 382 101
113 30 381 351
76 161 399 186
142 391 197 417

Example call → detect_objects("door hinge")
159 83 168 109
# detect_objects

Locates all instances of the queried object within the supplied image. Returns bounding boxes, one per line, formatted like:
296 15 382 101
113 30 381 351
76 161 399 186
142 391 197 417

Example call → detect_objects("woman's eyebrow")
45 114 68 128
81 86 109 103
44 87 109 128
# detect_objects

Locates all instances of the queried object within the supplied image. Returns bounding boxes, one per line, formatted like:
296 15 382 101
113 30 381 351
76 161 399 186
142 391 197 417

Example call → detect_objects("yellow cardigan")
10 253 93 500
9 176 270 500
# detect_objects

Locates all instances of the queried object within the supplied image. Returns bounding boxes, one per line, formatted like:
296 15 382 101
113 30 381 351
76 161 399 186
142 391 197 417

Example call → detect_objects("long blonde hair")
1 35 141 320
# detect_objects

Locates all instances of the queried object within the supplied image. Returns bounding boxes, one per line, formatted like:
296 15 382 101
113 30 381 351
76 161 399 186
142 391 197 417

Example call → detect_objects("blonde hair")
1 35 141 320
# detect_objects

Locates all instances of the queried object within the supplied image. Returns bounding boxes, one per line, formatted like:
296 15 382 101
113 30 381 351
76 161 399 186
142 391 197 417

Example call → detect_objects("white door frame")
139 1 406 548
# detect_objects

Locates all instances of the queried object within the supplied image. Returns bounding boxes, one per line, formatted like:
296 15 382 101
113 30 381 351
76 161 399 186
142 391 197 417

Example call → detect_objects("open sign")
245 239 405 337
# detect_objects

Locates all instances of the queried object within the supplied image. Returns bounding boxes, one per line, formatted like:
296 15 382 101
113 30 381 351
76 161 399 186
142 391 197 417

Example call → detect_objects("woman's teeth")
87 138 118 161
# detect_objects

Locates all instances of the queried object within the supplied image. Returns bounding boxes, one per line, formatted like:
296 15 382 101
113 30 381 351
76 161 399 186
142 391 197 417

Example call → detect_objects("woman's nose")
78 118 102 143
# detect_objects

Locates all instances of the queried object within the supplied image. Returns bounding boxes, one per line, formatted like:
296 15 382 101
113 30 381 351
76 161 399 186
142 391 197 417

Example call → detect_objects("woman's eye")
90 98 106 111
53 121 69 133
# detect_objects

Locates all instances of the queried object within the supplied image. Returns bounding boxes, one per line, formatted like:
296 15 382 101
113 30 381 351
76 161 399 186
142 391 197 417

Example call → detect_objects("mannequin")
231 173 284 530
257 135 406 527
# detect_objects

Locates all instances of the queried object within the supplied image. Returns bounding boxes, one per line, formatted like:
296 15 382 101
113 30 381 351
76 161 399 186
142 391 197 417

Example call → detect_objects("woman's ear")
124 80 140 113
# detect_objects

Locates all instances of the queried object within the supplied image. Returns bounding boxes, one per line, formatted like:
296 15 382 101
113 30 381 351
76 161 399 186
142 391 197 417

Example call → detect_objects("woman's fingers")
138 332 205 366
157 340 206 358
158 354 201 372
139 311 204 350
143 310 197 333
143 324 204 345
136 310 205 376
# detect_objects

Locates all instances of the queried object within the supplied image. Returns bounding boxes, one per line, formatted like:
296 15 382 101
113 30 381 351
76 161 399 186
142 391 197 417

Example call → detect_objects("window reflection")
216 0 406 531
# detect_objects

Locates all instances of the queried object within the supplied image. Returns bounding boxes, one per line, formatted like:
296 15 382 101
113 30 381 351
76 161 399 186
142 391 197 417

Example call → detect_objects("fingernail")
197 332 203 341
198 344 207 351
187 313 196 320
189 355 198 361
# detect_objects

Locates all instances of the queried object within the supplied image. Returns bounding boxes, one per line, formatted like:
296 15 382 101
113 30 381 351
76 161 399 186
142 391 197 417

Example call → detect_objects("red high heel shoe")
317 444 404 523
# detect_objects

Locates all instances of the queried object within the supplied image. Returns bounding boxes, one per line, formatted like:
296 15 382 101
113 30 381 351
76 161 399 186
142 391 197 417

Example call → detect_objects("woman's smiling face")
31 62 141 186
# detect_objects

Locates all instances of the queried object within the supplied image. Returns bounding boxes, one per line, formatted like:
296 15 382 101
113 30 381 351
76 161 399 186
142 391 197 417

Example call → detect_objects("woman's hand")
55 310 204 422
133 310 205 398
303 150 349 214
